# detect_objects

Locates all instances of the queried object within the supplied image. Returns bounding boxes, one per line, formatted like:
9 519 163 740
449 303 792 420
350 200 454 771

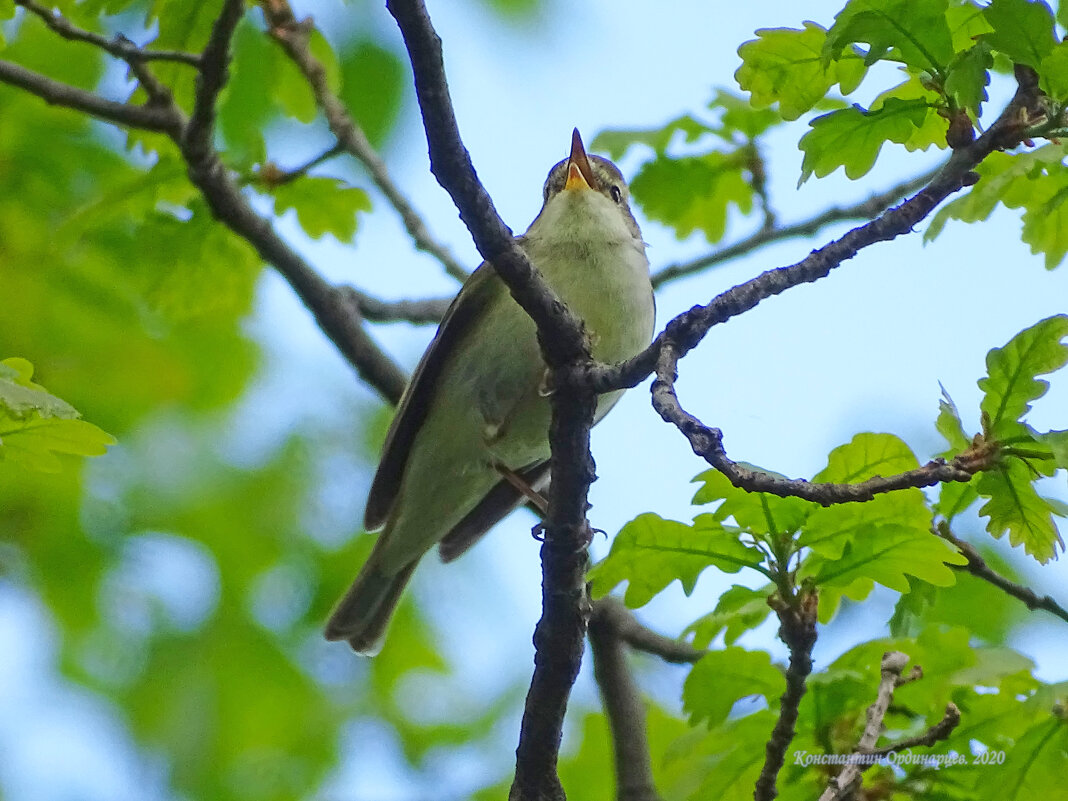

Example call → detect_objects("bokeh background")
2 0 1067 799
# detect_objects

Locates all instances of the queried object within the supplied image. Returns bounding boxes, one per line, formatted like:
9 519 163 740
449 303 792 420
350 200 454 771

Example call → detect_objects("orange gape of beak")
565 128 596 191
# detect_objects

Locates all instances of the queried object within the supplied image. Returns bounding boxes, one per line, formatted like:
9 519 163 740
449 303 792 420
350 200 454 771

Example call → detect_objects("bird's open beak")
565 128 596 191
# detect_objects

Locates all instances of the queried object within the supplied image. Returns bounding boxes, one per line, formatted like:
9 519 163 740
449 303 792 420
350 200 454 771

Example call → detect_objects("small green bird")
326 130 655 654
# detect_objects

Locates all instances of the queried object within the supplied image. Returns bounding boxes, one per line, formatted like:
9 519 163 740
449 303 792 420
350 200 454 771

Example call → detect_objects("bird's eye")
609 185 623 203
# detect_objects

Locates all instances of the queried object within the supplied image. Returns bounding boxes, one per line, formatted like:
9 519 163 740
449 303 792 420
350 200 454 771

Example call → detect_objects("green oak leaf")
736 22 867 121
588 513 765 608
924 145 1067 244
800 433 931 560
592 115 713 161
945 43 993 117
692 468 816 538
935 385 971 453
682 647 784 729
1036 429 1068 467
800 97 931 182
339 39 405 148
629 151 753 242
271 176 372 242
979 314 1068 438
981 0 1057 69
824 0 954 72
685 584 774 648
0 357 116 472
977 716 1068 801
1038 40 1068 99
977 459 1065 562
712 89 783 140
802 523 965 623
946 1 996 53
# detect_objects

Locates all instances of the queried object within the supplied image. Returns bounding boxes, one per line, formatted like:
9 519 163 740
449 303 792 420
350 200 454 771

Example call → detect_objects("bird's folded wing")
363 262 500 530
437 460 551 562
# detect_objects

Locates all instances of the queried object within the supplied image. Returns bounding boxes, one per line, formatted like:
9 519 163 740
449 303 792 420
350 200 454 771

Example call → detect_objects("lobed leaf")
592 115 713 161
692 468 816 538
271 176 372 242
978 314 1068 437
736 23 867 121
0 358 115 472
682 647 784 729
824 0 955 72
685 584 774 648
802 523 966 622
977 459 1065 562
588 513 765 608
981 0 1058 69
629 151 753 242
800 97 932 182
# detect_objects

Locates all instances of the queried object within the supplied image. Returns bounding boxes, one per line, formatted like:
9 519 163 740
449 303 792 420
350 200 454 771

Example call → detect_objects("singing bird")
326 130 655 654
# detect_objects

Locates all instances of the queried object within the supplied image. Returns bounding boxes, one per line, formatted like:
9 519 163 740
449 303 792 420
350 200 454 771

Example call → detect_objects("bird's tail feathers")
324 546 417 656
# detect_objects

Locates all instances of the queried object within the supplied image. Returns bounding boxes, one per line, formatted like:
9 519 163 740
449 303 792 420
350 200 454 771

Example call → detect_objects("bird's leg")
493 461 549 514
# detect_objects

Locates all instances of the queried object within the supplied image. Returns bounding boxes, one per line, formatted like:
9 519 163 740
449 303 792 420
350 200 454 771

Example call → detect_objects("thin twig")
593 596 703 664
0 59 179 133
650 167 940 289
754 588 819 801
339 287 451 325
263 0 470 283
867 703 961 757
13 0 202 66
589 599 666 801
251 143 347 187
816 652 953 801
819 651 911 801
937 525 1068 625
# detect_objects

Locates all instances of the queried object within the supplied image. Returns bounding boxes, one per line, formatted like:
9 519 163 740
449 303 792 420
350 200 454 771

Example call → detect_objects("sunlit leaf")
736 23 867 121
685 584 773 648
977 459 1065 562
588 513 765 608
824 0 954 72
979 315 1068 437
630 151 753 242
800 98 932 182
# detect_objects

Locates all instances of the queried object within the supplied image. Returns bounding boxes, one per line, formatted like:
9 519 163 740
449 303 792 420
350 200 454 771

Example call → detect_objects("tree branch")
586 67 1046 402
338 287 451 325
386 3 606 800
574 70 1049 506
866 703 961 757
650 166 941 289
937 525 1068 625
262 0 470 283
648 371 982 503
593 596 703 664
184 0 244 160
14 0 202 66
817 652 958 801
589 599 667 801
0 59 179 133
754 588 819 801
